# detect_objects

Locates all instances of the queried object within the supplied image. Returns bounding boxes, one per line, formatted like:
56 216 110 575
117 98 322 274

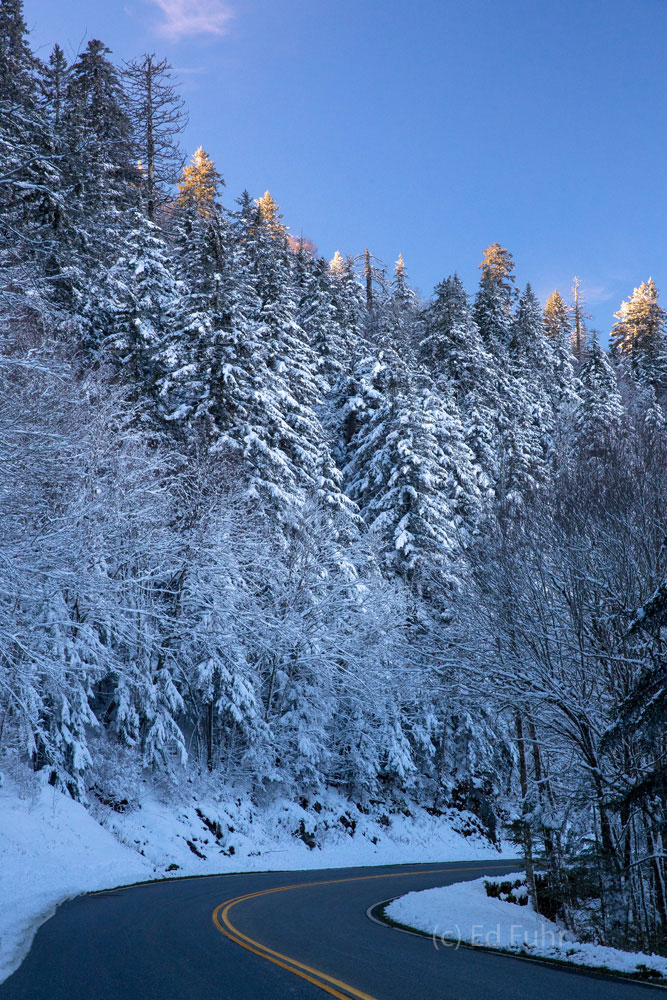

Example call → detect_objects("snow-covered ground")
386 873 667 981
0 774 152 986
0 770 510 985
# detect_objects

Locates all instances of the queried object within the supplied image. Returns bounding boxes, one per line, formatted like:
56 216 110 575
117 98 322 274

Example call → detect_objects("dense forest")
1 0 665 954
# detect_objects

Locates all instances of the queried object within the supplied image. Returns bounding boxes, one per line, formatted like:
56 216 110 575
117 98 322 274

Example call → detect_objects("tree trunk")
146 57 156 221
516 712 537 908
528 717 555 857
364 248 373 311
206 701 214 772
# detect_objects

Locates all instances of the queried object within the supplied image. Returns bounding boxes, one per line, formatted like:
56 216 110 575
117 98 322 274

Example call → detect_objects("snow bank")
386 873 667 980
94 786 511 875
0 773 509 985
0 774 153 985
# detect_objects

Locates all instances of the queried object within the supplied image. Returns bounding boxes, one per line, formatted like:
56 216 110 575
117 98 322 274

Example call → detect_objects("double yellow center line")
212 863 508 1000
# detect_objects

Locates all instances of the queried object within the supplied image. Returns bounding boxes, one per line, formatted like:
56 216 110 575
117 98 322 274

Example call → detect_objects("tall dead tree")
571 276 589 362
124 54 188 221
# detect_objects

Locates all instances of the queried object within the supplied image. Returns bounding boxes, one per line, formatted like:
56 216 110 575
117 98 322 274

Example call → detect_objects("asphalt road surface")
1 860 659 999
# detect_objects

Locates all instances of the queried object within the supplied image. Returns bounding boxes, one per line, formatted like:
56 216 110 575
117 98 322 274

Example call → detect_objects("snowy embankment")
386 874 667 981
0 775 152 986
0 771 511 985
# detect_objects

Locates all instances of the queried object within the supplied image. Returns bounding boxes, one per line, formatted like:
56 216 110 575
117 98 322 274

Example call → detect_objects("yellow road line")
212 863 511 1000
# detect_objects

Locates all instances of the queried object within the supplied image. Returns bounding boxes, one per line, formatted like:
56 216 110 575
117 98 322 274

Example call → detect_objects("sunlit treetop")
479 242 516 300
611 278 665 356
394 253 406 281
329 250 345 277
287 234 317 257
255 190 286 237
543 289 571 342
177 146 224 217
392 255 415 301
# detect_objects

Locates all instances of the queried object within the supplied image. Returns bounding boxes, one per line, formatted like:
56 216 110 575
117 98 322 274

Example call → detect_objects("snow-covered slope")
0 771 509 985
0 774 153 985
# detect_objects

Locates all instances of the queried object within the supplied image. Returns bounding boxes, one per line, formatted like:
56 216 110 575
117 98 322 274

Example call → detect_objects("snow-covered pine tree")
0 1 64 307
542 288 577 408
177 146 222 217
473 242 517 355
65 39 137 217
255 189 286 237
620 377 667 470
329 252 367 348
28 595 101 799
59 40 139 332
297 255 350 388
374 254 420 356
30 45 88 316
0 0 35 104
232 192 357 525
345 370 480 593
178 498 267 774
419 273 499 487
543 288 571 343
37 44 68 129
611 278 667 393
510 284 553 375
510 283 565 417
82 210 179 434
327 348 396 474
158 156 233 444
572 335 625 460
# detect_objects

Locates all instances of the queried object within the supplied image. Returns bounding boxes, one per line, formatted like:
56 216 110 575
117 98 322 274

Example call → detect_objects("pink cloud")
148 0 233 40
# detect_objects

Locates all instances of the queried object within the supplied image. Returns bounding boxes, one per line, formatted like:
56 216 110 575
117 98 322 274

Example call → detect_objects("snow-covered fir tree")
611 278 667 392
572 335 624 460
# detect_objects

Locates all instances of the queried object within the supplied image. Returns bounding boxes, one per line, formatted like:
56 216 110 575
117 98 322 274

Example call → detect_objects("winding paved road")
1 860 658 999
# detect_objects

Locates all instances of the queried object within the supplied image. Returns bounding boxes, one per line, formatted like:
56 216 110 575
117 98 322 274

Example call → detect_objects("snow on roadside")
96 786 513 875
386 873 667 980
0 774 153 985
0 773 511 985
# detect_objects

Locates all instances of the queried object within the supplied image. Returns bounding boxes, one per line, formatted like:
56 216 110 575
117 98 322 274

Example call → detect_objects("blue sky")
23 0 667 335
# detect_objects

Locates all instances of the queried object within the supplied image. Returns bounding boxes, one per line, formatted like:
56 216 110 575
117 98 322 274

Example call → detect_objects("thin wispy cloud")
580 281 620 307
148 0 233 40
535 278 619 310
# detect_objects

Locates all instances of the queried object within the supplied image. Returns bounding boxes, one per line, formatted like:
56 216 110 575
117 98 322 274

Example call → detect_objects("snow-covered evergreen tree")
297 255 350 387
473 242 516 355
375 254 421 356
572 336 625 459
345 372 480 591
82 210 178 432
542 288 577 408
0 1 63 303
419 273 499 486
611 278 667 392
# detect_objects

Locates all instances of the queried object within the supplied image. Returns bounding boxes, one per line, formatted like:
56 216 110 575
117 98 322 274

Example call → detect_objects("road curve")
1 860 657 999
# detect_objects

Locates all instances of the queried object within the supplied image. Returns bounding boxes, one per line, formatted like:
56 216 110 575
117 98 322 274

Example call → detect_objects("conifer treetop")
610 277 667 388
543 289 571 339
479 242 516 299
329 250 345 276
611 278 664 354
255 189 286 237
0 0 36 106
177 146 223 217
